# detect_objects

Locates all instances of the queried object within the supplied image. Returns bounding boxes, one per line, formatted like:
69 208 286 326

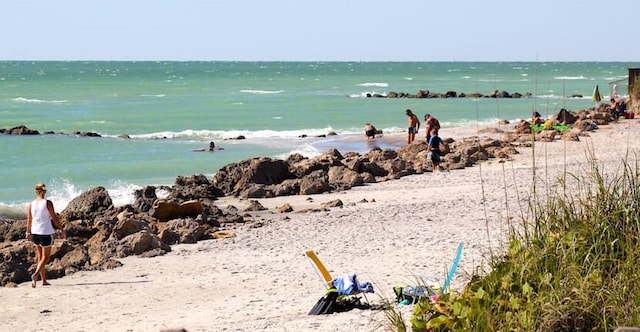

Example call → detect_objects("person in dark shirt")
427 129 445 172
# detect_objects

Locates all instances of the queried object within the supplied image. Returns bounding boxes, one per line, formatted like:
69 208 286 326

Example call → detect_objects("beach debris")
243 200 267 212
212 230 236 239
322 199 343 208
277 203 293 213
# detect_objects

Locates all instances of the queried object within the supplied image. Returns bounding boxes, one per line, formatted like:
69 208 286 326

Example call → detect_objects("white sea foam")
275 143 323 159
357 82 388 87
140 94 166 98
128 126 338 141
11 97 68 104
0 202 28 220
240 89 284 94
554 75 587 80
107 181 143 207
349 91 386 98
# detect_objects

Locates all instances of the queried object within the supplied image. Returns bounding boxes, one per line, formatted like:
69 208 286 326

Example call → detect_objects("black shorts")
31 234 54 247
430 151 441 163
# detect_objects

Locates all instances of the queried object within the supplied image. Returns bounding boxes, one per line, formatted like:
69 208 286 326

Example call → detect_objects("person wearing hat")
26 183 65 288
405 109 420 144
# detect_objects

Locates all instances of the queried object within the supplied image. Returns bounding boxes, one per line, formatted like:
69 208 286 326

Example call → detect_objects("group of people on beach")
406 109 444 171
364 109 444 171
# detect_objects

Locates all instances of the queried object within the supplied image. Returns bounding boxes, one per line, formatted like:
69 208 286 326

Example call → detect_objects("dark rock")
299 170 330 195
5 125 40 135
60 187 114 224
159 219 204 244
150 199 202 222
244 200 267 211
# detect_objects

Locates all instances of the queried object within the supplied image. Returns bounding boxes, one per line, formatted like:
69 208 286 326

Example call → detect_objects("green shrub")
402 157 640 331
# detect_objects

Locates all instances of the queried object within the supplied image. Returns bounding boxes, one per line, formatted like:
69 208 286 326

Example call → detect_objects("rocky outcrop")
368 89 533 99
0 125 40 135
0 174 245 287
60 187 115 223
212 134 521 198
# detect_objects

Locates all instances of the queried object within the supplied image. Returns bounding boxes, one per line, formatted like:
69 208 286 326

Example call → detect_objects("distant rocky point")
363 89 578 99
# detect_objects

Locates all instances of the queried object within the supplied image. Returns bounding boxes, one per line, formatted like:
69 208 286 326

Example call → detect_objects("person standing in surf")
364 123 377 140
406 109 420 144
26 183 65 288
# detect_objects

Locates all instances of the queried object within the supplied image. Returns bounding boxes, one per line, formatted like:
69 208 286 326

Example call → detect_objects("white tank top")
30 199 55 235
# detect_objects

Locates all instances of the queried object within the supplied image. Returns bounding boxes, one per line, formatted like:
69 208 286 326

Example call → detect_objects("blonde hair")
34 183 47 193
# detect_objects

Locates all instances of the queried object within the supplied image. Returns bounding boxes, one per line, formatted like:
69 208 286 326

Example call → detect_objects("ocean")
0 61 633 219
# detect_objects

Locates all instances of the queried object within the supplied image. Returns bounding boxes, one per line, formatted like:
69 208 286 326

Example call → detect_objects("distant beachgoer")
608 98 627 118
406 109 420 144
424 114 440 143
26 183 65 288
192 141 223 152
532 111 544 125
364 123 377 140
427 129 445 172
612 83 619 99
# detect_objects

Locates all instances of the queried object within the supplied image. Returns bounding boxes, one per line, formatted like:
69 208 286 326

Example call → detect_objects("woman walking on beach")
26 183 65 287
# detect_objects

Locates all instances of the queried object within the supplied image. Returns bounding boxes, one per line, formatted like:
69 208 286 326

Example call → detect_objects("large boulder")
118 230 169 256
555 108 579 125
168 174 223 201
112 211 148 240
0 242 32 286
0 219 27 242
60 187 114 223
328 166 364 191
213 157 294 196
4 125 40 135
299 169 330 195
132 186 159 213
150 199 202 222
159 218 205 244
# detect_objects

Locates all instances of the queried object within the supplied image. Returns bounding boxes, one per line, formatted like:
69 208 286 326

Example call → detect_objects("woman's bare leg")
33 246 51 286
31 246 43 287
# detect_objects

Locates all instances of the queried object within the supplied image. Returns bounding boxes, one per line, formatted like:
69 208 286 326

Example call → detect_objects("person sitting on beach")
424 113 440 143
406 109 420 144
607 98 625 118
427 129 445 172
532 111 544 125
364 123 377 140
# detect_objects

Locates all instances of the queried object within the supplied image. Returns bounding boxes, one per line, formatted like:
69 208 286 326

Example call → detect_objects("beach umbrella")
592 84 603 102
592 84 603 111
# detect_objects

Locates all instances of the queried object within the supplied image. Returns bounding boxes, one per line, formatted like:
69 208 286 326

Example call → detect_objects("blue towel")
331 273 374 295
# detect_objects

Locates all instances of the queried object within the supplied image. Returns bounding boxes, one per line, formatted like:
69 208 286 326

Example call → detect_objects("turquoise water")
0 61 634 217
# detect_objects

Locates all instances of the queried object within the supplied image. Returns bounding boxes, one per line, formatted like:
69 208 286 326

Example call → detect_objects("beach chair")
395 242 464 304
304 250 374 315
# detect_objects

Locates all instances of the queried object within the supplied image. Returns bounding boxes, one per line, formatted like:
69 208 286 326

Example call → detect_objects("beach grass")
383 153 640 331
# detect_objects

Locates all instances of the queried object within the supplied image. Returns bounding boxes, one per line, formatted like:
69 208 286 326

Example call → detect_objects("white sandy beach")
2 120 640 332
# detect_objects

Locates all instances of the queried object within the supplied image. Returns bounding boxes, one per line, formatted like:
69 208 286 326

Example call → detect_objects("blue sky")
2 0 637 61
